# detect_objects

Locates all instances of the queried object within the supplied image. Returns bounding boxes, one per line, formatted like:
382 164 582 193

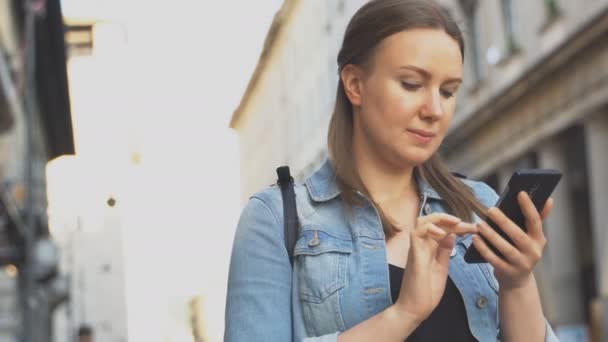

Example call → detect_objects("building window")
500 0 520 55
337 0 345 14
458 0 483 85
540 0 562 32
544 0 561 19
64 23 94 57
101 263 111 273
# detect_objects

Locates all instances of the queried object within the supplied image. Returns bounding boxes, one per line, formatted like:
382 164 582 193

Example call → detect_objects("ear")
340 64 364 107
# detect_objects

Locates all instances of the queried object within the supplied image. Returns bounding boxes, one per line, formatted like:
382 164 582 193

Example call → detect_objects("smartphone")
463 168 562 264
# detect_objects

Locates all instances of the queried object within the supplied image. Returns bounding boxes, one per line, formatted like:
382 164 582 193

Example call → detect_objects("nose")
420 89 444 121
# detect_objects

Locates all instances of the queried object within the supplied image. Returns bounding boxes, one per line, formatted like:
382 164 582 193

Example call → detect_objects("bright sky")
47 1 284 341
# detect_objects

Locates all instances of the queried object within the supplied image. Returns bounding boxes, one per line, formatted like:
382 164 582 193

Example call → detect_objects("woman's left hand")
471 192 554 290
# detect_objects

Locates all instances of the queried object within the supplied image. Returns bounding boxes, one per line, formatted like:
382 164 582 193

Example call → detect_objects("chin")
409 157 431 168
392 150 432 169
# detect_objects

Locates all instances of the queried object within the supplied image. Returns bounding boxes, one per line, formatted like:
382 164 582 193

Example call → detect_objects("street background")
0 0 607 341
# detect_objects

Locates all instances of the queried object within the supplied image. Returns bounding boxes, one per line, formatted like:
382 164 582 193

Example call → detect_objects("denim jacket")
225 159 559 342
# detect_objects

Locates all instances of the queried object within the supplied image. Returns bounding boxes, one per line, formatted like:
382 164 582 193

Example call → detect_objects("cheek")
384 88 420 123
362 86 404 126
397 97 420 117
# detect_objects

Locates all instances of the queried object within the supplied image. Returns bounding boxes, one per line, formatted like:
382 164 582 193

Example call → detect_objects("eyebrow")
399 65 462 84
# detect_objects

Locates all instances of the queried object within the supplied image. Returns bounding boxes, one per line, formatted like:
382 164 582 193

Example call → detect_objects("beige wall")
442 0 608 130
234 0 366 202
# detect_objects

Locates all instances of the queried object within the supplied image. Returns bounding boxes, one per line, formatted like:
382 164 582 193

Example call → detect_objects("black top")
388 264 477 342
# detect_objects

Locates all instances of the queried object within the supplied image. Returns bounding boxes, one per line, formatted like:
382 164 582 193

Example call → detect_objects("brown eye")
440 89 456 98
401 82 422 91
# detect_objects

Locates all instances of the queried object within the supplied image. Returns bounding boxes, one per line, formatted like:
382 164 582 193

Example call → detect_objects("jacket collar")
305 159 443 202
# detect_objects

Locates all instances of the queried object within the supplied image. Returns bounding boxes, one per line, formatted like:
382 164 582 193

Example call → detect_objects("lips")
407 129 436 138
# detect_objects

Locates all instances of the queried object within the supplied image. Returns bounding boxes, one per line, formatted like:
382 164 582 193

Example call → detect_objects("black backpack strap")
276 166 298 267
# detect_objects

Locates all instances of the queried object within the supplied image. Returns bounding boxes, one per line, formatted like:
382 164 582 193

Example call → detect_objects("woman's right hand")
337 213 478 341
393 213 477 324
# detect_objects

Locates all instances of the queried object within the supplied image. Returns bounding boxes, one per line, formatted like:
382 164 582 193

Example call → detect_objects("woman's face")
348 28 463 169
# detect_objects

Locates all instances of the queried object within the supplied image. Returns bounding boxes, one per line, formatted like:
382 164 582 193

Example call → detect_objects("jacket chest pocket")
294 229 352 337
479 263 500 293
456 237 500 294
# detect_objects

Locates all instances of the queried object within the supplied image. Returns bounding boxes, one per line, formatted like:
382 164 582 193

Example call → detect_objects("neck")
352 129 418 207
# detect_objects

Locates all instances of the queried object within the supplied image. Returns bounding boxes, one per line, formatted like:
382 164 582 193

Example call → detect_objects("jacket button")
423 203 432 215
476 296 488 309
450 247 457 258
308 238 320 247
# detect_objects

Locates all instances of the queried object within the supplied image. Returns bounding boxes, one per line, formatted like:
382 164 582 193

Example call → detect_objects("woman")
225 0 559 341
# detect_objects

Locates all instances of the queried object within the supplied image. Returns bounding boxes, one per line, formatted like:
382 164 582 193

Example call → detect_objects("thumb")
435 233 456 268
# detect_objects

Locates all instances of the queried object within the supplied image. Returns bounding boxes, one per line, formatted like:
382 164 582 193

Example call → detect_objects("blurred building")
230 0 608 341
189 296 209 342
0 0 74 341
50 208 129 342
230 0 367 201
138 295 210 342
47 17 130 342
441 1 608 340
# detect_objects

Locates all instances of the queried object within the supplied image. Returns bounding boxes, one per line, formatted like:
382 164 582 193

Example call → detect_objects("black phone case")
463 169 562 264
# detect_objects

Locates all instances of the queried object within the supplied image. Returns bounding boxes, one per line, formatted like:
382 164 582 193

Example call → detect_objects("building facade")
230 0 367 201
0 0 75 341
49 202 129 342
48 17 131 342
441 1 608 340
231 0 608 340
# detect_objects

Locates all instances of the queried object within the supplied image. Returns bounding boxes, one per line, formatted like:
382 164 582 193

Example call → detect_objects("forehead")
372 28 463 77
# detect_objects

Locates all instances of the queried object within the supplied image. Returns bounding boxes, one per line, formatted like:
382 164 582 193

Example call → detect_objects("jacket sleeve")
303 333 340 341
497 319 559 342
224 195 342 342
225 196 293 341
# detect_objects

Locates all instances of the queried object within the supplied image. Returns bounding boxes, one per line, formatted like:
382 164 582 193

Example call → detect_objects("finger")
540 197 554 221
419 213 477 236
419 213 461 226
444 221 478 235
477 220 527 266
413 221 442 239
471 235 515 274
426 223 448 240
487 207 529 250
435 233 456 268
517 192 544 241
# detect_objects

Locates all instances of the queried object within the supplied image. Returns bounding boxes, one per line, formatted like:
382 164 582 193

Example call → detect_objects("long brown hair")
327 0 487 238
